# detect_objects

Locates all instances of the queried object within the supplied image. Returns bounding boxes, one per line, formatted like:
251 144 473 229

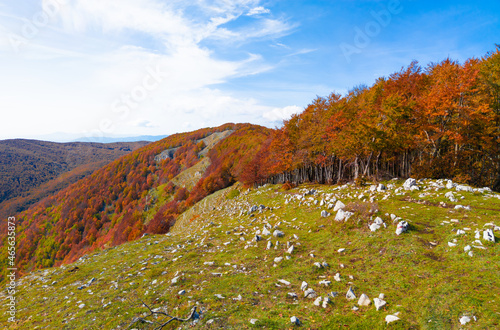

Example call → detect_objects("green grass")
4 180 500 329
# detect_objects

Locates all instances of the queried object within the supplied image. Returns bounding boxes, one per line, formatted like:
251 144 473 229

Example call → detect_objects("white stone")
374 298 386 310
301 281 308 291
287 245 294 254
483 229 495 242
262 227 271 236
448 242 457 247
386 315 400 323
313 297 322 306
377 184 387 192
319 280 331 287
459 316 471 325
273 230 285 238
396 221 409 235
171 276 180 284
338 248 346 253
250 319 258 325
370 223 381 232
314 262 323 268
266 241 273 250
321 210 330 218
274 257 283 263
358 294 371 306
290 316 300 325
278 279 290 286
403 178 417 190
322 297 330 308
346 287 356 300
334 273 341 282
464 245 471 252
304 288 317 299
333 200 346 211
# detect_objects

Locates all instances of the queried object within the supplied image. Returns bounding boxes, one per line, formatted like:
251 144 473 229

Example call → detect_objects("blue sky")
0 0 499 141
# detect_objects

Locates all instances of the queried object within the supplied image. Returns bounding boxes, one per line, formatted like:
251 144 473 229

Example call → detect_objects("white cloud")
247 6 270 16
263 105 303 122
0 0 301 140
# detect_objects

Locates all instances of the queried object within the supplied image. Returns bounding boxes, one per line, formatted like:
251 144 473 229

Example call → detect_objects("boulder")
333 200 346 212
396 221 409 235
403 178 417 190
304 288 317 299
358 293 371 306
346 287 356 300
273 230 285 238
373 298 386 310
483 229 495 242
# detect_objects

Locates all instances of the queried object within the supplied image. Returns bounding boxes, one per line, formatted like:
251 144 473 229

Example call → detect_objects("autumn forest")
2 47 499 275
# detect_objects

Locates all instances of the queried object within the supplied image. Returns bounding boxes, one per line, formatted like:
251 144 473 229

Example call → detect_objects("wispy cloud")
247 6 270 16
0 0 301 139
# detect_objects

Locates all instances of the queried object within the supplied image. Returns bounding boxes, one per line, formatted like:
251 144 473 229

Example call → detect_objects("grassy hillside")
1 124 270 274
0 139 149 220
5 179 499 329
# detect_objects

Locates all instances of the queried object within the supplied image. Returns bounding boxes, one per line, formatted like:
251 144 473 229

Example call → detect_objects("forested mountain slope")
0 139 149 220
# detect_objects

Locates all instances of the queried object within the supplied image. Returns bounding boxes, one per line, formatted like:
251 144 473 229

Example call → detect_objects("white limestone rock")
396 221 409 235
358 294 371 306
386 315 400 323
373 298 386 310
346 287 356 300
304 288 317 299
333 200 346 212
403 178 417 190
483 229 495 242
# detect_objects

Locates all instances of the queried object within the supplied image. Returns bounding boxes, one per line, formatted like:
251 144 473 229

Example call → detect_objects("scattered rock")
459 315 471 325
301 281 308 291
333 201 346 212
273 230 285 238
214 294 225 299
250 319 258 325
321 210 330 218
483 229 495 242
290 316 300 325
403 178 417 190
274 257 283 263
262 227 271 236
288 292 298 299
278 279 291 286
171 276 181 284
304 288 317 299
396 221 409 235
358 294 371 306
334 273 341 282
346 287 356 300
286 245 294 254
313 297 322 306
386 315 400 323
178 290 186 295
319 280 331 287
374 298 386 310
322 297 331 308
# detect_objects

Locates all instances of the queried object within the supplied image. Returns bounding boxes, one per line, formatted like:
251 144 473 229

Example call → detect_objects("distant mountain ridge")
0 139 150 220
